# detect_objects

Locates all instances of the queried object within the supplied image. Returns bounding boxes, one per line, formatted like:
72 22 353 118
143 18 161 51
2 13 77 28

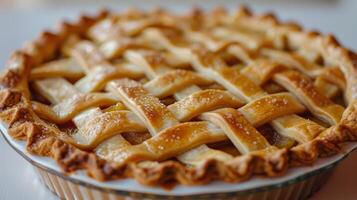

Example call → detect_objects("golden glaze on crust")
1 7 357 189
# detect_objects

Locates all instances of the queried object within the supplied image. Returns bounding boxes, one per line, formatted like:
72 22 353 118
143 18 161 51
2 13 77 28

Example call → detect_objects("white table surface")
1 1 357 199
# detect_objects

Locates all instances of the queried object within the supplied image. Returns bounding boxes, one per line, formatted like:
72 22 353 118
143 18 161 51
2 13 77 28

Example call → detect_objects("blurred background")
0 0 357 199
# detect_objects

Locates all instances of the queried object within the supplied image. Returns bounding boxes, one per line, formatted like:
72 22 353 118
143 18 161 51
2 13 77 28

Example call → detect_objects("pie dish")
1 6 357 193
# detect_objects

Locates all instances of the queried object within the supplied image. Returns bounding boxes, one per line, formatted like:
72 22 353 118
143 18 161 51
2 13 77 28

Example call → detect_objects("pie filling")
1 7 357 187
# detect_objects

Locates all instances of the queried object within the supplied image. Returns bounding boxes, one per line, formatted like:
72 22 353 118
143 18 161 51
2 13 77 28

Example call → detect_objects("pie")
1 7 357 188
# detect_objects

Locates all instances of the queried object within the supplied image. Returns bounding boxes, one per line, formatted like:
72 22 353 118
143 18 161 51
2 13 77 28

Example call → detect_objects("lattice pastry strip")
314 77 340 99
273 70 344 125
30 58 85 80
199 108 272 153
210 26 269 50
182 30 253 64
260 48 322 76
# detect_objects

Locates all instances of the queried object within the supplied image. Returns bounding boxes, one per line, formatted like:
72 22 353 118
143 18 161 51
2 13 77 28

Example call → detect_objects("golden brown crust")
1 7 357 188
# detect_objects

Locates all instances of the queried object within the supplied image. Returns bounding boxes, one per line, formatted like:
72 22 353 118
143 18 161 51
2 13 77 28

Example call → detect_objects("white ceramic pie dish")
1 122 357 200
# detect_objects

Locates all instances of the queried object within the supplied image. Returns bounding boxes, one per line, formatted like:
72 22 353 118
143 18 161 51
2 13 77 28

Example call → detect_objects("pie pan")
2 122 357 199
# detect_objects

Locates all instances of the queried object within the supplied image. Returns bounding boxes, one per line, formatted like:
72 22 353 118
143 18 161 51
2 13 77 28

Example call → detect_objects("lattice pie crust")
1 7 357 187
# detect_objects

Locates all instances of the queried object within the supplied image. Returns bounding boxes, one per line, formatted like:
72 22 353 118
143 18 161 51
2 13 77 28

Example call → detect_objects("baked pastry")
1 7 357 188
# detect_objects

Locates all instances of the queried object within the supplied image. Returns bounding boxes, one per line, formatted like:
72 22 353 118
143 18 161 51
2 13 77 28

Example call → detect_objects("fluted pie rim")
1 126 357 196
